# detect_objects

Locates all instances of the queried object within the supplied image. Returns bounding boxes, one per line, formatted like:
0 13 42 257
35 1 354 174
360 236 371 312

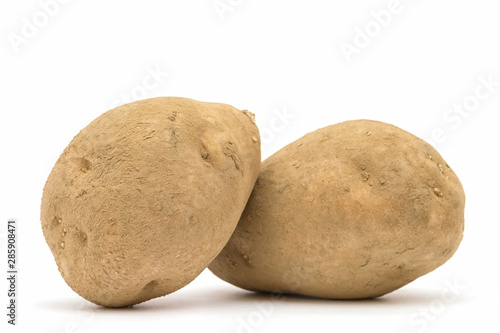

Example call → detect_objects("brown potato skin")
41 97 260 307
209 119 465 299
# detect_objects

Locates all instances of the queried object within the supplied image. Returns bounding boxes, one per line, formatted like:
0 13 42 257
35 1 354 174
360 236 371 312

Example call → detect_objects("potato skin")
41 97 260 307
209 120 465 299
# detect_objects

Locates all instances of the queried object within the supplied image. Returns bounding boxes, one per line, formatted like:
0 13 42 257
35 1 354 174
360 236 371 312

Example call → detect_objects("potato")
209 119 465 299
41 97 260 307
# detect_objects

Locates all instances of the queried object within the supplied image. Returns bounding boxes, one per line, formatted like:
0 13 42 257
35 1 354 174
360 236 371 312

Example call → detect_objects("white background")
1 0 499 332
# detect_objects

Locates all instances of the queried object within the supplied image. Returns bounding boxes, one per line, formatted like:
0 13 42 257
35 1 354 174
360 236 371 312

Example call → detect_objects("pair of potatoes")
41 97 465 307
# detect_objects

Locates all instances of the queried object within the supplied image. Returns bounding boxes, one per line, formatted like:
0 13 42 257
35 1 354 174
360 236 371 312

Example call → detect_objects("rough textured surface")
209 119 465 299
41 97 261 307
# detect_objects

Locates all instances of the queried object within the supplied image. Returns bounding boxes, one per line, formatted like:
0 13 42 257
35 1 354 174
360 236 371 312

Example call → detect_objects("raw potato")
209 120 465 299
41 97 261 307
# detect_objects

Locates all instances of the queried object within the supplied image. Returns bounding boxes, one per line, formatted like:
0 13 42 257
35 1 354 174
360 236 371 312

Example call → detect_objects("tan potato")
209 119 465 299
41 97 260 307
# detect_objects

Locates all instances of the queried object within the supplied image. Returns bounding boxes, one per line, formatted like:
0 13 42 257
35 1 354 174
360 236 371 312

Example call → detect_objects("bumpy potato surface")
41 97 261 307
210 120 465 299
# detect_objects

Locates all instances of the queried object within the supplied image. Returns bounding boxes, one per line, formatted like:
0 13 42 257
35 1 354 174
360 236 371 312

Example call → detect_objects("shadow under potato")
37 286 464 314
222 287 451 307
